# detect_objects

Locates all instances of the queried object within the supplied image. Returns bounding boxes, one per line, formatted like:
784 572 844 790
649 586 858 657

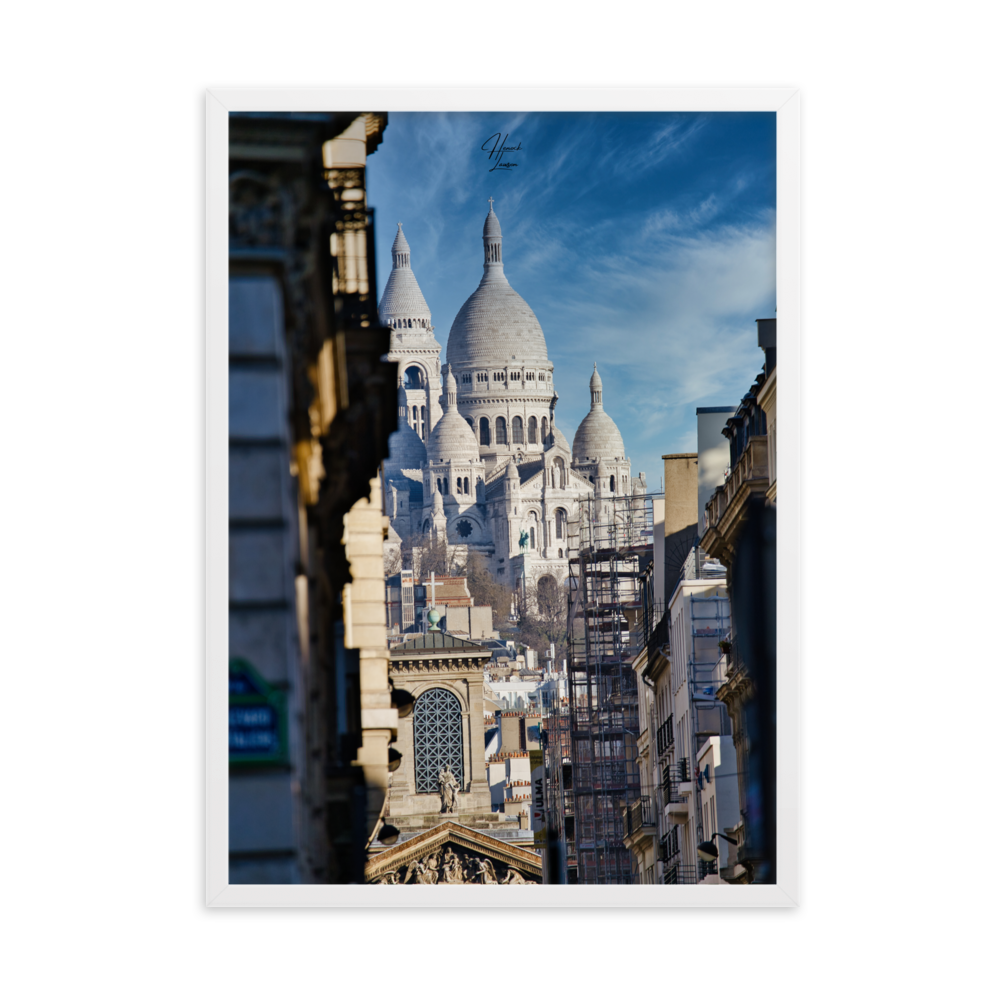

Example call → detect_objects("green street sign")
229 658 288 766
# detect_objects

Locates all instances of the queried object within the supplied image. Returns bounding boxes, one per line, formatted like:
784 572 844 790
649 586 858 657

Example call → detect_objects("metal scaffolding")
562 489 657 884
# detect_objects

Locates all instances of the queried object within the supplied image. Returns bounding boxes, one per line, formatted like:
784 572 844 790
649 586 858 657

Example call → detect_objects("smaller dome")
573 411 625 463
589 364 603 392
386 423 427 471
506 460 519 480
432 489 444 513
427 411 479 463
597 458 609 476
426 363 480 463
484 208 502 237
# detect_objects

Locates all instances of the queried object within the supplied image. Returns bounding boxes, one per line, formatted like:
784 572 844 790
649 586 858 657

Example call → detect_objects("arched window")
404 366 423 389
479 417 491 446
541 417 548 443
554 456 566 488
496 416 507 445
512 416 524 444
556 508 567 540
464 477 470 494
443 477 449 495
558 548 563 558
610 475 616 493
413 688 464 793
412 405 418 427
420 406 426 439
528 416 537 444
436 477 441 493
529 511 538 549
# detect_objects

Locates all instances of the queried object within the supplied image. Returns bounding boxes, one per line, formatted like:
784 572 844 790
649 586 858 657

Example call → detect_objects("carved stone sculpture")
438 764 459 814
442 847 465 884
472 857 498 884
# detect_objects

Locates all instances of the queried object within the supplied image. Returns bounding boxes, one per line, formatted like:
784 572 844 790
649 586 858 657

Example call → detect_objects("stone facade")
365 821 541 884
386 632 494 818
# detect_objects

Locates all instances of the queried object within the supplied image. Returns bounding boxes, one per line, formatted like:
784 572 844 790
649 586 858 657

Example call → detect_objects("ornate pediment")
365 821 542 885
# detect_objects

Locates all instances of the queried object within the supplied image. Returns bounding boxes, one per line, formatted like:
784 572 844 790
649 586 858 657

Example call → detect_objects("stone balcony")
701 435 770 567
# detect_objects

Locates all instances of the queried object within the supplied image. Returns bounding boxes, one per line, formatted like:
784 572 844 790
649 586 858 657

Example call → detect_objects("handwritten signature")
482 132 522 172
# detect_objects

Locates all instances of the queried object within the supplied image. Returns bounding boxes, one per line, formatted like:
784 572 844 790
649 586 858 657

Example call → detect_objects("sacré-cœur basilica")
380 202 645 591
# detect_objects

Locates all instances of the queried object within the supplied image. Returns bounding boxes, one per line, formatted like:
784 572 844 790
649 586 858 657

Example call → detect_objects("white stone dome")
446 206 548 367
427 366 480 463
385 380 428 472
572 364 626 462
574 412 625 462
386 422 427 471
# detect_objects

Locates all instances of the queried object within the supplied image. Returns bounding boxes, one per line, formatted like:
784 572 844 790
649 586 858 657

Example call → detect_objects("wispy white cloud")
366 110 777 483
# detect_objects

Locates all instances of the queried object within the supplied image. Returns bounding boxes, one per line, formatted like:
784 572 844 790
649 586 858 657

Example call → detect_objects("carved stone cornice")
459 394 554 403
389 657 489 674
716 664 755 714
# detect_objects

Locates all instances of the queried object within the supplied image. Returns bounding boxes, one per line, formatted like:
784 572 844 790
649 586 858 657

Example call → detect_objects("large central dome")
446 206 548 367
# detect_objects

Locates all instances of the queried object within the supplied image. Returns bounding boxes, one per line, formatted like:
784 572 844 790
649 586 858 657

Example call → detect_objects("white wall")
696 408 736 532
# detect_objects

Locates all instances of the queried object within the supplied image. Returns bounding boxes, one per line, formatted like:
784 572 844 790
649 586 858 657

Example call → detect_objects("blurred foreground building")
701 318 778 882
227 111 399 883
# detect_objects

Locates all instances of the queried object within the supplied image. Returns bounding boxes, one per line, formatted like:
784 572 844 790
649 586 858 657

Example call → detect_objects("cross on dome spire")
488 196 494 210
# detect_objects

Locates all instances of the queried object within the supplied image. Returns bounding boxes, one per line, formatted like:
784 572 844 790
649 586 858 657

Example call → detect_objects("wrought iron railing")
623 795 655 836
661 757 690 803
655 714 674 757
660 825 679 861
663 864 698 885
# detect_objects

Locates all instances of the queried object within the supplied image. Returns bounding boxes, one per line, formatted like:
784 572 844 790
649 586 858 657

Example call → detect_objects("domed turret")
573 364 626 463
384 378 428 474
378 224 435 333
426 365 480 463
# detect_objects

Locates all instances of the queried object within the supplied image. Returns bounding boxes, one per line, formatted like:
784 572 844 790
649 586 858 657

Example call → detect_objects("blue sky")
366 112 775 491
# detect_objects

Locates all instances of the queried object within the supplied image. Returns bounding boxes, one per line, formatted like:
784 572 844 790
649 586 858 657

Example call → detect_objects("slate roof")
390 631 492 653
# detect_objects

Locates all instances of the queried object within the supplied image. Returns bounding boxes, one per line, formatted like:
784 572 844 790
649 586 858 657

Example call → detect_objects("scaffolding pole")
562 489 656 885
